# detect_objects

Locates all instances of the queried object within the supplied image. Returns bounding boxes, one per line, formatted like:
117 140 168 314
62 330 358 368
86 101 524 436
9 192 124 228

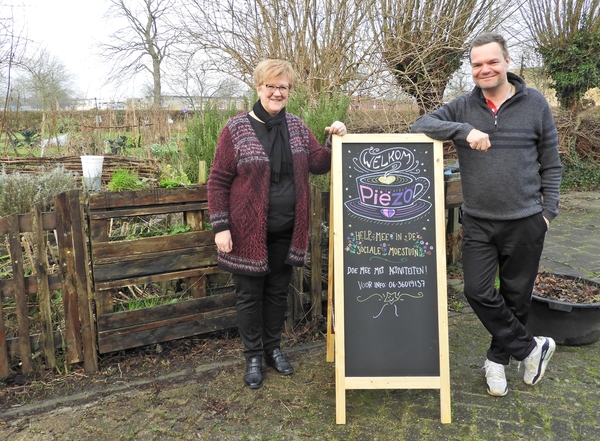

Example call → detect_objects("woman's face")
257 75 290 116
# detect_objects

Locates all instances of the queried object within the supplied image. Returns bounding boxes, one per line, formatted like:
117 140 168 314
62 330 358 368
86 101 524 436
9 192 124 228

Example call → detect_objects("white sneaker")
524 336 556 385
484 359 508 396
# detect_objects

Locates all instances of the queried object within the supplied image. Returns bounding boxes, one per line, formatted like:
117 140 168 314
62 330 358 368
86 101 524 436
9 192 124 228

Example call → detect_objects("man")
411 33 562 396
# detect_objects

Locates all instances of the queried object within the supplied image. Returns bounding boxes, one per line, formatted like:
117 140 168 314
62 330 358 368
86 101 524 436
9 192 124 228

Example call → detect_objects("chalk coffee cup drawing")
356 173 429 215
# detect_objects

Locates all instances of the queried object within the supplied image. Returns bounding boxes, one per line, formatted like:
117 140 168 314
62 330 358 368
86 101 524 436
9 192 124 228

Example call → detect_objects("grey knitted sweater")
411 72 562 222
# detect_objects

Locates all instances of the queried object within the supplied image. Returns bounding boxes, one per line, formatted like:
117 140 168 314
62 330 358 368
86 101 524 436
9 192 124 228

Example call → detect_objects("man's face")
470 42 510 92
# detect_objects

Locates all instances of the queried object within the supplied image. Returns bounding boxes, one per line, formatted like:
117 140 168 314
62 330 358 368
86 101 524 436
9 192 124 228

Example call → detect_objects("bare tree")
0 4 34 99
0 2 31 154
18 48 76 110
523 0 600 46
101 0 178 107
521 0 600 111
179 0 379 96
162 51 230 111
369 0 515 114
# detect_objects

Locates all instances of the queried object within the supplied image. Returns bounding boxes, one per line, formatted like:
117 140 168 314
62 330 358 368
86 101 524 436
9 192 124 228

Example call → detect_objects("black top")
248 114 296 232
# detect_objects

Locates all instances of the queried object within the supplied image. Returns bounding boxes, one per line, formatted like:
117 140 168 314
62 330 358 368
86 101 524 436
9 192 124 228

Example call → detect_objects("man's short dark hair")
469 33 509 61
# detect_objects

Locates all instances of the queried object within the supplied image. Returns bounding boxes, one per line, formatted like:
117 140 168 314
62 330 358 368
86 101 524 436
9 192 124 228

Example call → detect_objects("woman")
208 59 347 389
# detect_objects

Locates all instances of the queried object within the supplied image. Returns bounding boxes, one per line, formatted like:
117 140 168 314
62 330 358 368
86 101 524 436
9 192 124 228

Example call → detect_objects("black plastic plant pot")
528 276 600 346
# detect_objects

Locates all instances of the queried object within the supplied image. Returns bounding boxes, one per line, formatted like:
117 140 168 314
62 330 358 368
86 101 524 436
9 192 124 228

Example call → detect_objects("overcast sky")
11 0 134 100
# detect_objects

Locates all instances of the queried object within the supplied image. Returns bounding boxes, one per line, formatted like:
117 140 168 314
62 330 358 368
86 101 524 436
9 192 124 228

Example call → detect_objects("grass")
114 296 181 313
108 219 191 241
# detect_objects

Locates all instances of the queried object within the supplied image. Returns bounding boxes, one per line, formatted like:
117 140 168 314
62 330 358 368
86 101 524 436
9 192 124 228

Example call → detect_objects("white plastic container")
80 155 104 191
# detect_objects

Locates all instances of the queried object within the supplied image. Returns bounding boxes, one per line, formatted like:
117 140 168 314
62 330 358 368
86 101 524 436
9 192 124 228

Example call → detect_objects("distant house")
160 95 248 112
98 101 126 110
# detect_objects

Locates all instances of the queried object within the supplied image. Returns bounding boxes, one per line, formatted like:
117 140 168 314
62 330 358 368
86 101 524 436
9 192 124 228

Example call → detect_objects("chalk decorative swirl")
357 291 424 318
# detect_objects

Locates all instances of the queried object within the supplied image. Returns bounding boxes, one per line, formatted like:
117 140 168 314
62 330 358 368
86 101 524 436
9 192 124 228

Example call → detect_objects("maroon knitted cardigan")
208 112 332 275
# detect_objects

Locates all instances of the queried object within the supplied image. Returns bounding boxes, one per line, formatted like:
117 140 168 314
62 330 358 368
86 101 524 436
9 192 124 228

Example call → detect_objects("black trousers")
233 229 294 360
461 212 547 365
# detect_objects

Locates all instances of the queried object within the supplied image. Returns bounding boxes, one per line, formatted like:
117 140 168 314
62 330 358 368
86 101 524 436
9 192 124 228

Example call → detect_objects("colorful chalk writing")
345 146 432 223
343 143 437 321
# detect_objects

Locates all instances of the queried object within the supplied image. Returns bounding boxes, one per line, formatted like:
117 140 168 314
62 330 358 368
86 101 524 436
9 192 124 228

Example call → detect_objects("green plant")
181 89 349 190
449 300 464 312
182 102 239 183
105 135 129 155
19 129 39 147
159 164 191 188
160 225 191 235
537 28 600 111
287 86 350 191
107 168 151 192
286 86 351 145
560 158 600 191
151 141 179 161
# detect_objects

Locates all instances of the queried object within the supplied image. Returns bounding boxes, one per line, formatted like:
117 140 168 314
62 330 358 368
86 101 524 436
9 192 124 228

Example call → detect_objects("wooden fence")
0 185 330 377
0 190 97 377
87 186 236 355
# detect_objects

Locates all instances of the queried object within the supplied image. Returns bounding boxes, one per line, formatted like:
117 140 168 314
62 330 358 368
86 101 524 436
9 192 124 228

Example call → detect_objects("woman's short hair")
469 33 509 61
253 59 295 88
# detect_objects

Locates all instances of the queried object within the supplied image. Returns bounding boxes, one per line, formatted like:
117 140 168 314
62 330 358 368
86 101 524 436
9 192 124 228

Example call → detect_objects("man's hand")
467 129 491 152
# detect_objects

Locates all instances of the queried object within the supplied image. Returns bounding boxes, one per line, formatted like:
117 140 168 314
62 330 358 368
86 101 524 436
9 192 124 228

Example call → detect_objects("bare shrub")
0 165 80 216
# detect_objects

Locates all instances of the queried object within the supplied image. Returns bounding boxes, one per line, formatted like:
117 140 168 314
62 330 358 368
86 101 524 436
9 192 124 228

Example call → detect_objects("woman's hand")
326 121 347 136
215 230 232 253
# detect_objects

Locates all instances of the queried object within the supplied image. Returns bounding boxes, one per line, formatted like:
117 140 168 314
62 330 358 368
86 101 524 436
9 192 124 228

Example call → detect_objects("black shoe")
265 348 294 375
244 356 263 389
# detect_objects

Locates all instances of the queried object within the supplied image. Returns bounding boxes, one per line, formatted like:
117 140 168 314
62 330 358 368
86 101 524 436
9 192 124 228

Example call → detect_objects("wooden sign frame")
330 133 451 424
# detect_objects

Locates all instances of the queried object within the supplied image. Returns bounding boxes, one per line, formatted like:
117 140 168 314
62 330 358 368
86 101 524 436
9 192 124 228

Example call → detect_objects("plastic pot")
528 275 600 346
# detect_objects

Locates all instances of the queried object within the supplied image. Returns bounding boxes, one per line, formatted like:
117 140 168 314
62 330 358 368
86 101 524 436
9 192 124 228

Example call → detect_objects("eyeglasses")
264 84 290 94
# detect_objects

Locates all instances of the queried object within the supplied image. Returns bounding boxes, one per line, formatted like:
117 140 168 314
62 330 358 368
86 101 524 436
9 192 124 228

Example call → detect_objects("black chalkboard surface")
331 134 450 424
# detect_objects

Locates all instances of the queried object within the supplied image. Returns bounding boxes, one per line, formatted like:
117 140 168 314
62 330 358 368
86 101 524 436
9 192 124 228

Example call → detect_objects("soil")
0 318 326 418
533 270 600 304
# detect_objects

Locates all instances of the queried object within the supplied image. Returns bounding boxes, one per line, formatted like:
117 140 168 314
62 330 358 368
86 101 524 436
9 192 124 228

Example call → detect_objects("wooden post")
54 192 84 365
326 180 335 363
31 204 56 370
310 185 323 319
285 267 303 332
67 190 98 373
0 294 9 377
7 214 33 373
444 173 463 265
185 210 206 299
87 197 114 317
198 161 207 185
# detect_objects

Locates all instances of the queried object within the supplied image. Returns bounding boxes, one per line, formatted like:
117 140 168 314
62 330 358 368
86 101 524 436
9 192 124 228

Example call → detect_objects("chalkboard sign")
331 134 450 424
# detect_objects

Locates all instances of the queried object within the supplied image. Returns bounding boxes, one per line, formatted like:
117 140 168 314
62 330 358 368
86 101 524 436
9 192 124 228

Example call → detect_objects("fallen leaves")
533 271 600 304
